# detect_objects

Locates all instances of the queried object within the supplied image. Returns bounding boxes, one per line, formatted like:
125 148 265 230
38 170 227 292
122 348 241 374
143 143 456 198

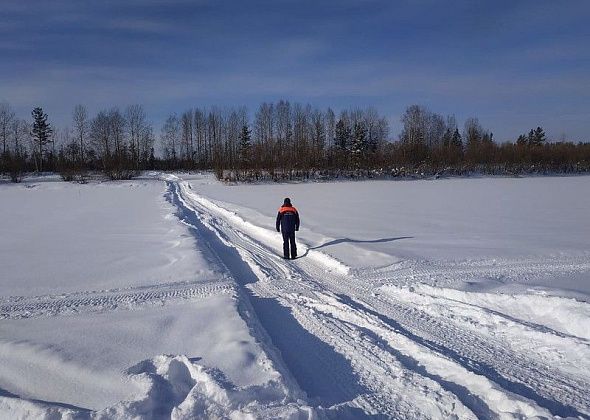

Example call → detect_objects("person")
276 197 300 259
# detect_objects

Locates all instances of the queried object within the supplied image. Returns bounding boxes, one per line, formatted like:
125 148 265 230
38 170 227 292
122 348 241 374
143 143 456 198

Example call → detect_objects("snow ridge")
99 355 316 419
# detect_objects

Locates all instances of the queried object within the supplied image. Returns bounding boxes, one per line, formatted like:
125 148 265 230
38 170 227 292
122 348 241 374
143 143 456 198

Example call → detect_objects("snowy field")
1 173 589 418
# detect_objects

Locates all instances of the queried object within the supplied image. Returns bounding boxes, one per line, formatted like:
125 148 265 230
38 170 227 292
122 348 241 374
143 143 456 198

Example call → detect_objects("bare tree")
400 105 428 146
292 103 310 168
106 108 125 158
326 107 336 150
90 110 112 164
180 110 194 163
194 108 206 166
125 104 147 168
208 107 224 171
464 117 483 163
226 108 242 169
72 104 88 165
464 117 483 147
11 118 29 155
161 114 179 166
140 125 154 166
426 112 446 148
311 108 325 167
0 102 15 156
254 102 275 168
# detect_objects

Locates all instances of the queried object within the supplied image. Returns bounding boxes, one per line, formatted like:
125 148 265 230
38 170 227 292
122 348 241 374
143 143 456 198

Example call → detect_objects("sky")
1 0 589 142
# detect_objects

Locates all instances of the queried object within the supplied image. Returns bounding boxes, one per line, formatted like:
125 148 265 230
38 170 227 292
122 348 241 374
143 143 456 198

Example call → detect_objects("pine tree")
527 129 535 146
531 126 546 146
238 124 251 169
450 128 463 163
31 107 52 172
451 128 463 149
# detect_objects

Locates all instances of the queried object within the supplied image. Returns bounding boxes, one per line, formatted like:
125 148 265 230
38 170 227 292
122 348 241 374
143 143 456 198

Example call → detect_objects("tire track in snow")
0 280 235 320
337 292 590 418
320 265 590 418
365 257 590 291
171 178 590 419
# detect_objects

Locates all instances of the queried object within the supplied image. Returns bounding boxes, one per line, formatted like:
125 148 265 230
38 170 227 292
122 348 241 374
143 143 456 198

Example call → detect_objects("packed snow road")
167 175 590 419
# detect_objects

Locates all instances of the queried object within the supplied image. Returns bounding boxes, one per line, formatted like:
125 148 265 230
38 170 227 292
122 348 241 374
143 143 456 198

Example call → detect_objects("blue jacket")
276 205 300 233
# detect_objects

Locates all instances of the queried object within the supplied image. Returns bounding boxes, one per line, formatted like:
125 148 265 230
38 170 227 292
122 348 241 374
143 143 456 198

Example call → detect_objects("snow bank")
100 355 316 419
0 355 317 419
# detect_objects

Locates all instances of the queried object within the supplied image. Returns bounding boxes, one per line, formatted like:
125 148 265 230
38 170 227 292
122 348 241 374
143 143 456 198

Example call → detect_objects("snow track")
0 280 235 320
169 178 590 419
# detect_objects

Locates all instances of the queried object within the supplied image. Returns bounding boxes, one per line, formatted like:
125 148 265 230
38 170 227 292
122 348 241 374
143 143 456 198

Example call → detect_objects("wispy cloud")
0 0 589 142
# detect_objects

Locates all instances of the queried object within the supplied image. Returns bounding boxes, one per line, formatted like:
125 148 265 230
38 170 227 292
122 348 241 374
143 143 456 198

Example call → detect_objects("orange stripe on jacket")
278 206 298 213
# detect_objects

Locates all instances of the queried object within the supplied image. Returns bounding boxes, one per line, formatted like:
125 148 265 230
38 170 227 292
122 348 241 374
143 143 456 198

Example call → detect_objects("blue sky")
1 0 589 141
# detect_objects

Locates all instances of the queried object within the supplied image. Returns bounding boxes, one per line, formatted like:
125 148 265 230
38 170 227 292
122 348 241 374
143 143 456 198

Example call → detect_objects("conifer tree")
442 128 453 148
531 127 546 146
451 128 463 149
31 107 52 172
239 124 251 169
527 129 535 146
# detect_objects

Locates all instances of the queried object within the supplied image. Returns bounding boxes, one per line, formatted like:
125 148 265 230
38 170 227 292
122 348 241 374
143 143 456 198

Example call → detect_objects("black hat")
283 197 291 206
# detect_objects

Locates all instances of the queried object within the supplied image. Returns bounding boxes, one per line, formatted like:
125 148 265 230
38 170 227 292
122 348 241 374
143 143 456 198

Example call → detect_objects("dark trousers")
282 230 297 258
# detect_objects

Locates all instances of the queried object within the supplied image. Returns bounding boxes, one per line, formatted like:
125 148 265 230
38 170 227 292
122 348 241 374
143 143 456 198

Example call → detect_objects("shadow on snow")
301 236 413 258
0 385 91 414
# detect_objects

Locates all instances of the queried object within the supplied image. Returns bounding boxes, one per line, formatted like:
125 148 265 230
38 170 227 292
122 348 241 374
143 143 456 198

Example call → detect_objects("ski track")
168 178 590 419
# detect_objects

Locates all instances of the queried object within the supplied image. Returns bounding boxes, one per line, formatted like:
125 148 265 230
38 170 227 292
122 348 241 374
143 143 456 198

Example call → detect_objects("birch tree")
72 104 88 164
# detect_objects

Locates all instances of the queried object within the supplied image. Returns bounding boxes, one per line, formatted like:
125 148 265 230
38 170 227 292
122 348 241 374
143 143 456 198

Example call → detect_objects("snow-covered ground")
1 173 589 418
194 175 590 297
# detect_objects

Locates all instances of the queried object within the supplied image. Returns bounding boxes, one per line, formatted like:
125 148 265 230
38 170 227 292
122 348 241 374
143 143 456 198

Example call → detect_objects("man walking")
276 197 300 259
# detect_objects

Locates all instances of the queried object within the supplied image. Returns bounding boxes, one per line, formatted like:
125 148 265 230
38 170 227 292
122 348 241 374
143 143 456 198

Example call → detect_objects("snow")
0 179 216 296
194 175 590 296
1 173 589 419
0 178 305 418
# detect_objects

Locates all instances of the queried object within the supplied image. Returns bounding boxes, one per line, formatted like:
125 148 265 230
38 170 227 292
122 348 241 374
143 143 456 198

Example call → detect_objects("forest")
1 101 589 182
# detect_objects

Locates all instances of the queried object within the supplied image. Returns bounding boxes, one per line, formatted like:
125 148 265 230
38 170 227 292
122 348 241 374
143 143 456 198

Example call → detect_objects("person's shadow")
301 236 413 258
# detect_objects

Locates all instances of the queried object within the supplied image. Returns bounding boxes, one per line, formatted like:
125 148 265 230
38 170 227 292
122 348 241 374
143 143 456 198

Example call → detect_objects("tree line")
0 101 589 182
0 103 155 181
